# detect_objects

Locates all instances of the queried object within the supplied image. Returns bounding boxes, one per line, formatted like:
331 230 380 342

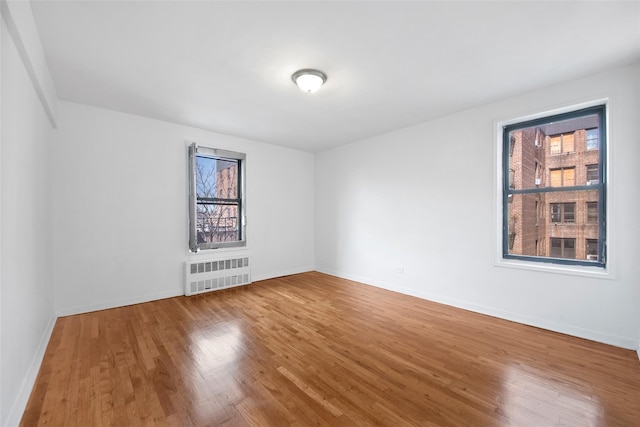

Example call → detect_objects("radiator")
185 256 251 296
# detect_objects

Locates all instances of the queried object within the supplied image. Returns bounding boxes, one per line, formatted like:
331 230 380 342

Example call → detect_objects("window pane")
586 128 598 150
587 202 598 223
196 156 239 199
564 203 575 223
507 191 599 259
508 121 598 191
216 159 239 199
550 204 561 223
196 203 239 243
196 156 217 198
563 239 576 259
586 165 599 184
585 239 599 261
548 238 576 259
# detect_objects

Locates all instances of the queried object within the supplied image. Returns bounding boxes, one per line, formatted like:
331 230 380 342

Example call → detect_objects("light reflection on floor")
191 321 244 372
187 321 247 422
500 363 603 426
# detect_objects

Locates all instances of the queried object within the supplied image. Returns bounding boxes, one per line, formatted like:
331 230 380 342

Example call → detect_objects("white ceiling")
31 1 640 152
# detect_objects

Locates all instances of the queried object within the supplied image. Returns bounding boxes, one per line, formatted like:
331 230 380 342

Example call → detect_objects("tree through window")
188 144 246 251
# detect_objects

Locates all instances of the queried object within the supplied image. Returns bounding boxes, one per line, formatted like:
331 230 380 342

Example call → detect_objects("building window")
586 164 599 185
586 239 598 261
503 104 606 267
587 202 598 223
550 203 575 223
550 132 575 154
188 143 246 251
550 167 575 187
550 238 576 259
586 128 598 150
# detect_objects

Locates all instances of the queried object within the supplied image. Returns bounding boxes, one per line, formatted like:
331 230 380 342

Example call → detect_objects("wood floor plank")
20 272 640 426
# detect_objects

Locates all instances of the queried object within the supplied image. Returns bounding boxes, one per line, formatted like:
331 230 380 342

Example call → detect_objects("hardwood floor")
21 272 640 426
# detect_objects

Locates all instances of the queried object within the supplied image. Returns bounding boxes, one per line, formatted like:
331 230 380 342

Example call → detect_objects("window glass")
564 203 575 223
586 239 598 257
587 202 598 223
586 128 599 150
586 165 599 184
550 204 561 223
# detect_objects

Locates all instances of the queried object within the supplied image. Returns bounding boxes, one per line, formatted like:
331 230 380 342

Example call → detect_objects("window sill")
186 246 250 259
495 257 613 279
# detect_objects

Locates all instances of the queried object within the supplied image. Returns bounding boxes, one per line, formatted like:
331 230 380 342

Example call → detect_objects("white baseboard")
56 288 184 317
4 314 57 427
315 268 637 351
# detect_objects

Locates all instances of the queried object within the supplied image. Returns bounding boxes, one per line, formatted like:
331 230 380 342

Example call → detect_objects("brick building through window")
505 108 603 263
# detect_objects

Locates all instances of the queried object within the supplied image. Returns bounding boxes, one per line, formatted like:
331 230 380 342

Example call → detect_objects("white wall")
315 63 640 350
52 102 315 315
1 6 56 426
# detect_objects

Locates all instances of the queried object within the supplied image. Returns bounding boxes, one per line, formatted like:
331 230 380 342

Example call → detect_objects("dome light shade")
292 69 327 93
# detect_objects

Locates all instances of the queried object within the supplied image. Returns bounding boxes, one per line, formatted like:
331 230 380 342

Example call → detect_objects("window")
586 239 598 260
587 202 598 223
586 128 598 150
550 238 576 259
550 203 575 223
550 167 575 187
550 132 575 154
188 143 246 251
586 164 599 185
503 104 606 267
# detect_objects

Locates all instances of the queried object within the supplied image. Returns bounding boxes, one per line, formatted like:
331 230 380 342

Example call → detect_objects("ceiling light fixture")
292 69 327 93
